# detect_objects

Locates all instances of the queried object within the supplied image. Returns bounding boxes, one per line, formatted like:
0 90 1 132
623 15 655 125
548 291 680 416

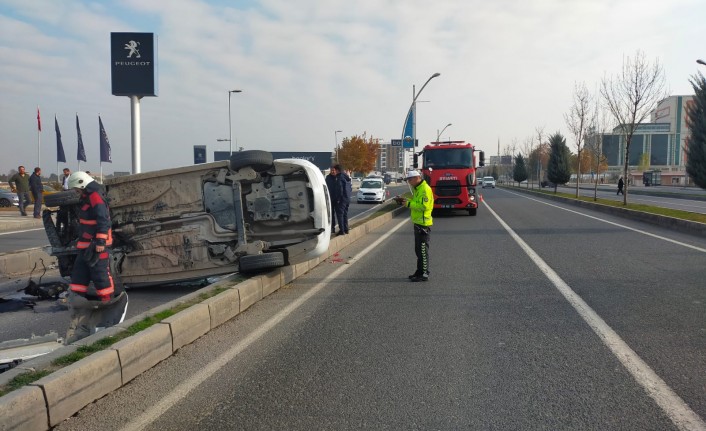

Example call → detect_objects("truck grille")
435 180 461 196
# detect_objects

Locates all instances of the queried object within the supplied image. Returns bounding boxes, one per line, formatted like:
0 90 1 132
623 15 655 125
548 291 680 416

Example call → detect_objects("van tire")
239 252 285 273
230 150 274 173
44 190 81 207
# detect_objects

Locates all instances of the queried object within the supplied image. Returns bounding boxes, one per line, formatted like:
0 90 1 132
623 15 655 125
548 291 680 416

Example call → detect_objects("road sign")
391 139 402 146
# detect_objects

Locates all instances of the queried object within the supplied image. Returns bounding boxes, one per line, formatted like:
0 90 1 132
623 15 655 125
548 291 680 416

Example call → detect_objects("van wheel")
44 190 81 207
239 252 285 273
230 150 274 173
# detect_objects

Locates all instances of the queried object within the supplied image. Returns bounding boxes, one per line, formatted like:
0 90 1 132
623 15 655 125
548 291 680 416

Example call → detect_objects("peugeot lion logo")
124 40 141 58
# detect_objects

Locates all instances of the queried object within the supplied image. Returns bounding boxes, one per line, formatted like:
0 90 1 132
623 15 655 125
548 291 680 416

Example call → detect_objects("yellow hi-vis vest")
407 180 433 226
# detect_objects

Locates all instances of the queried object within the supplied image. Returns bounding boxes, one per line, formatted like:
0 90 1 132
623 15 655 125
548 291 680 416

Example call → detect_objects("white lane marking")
119 218 410 431
501 189 706 253
0 227 44 236
483 200 706 431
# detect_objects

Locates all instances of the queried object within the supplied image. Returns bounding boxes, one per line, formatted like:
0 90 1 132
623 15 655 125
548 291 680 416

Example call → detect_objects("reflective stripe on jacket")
76 181 112 249
407 180 433 226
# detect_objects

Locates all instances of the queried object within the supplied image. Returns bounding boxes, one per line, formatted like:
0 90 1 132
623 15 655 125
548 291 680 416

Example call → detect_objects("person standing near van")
336 164 352 235
29 167 43 218
61 167 71 190
326 166 344 234
64 171 127 344
394 170 433 282
8 165 31 216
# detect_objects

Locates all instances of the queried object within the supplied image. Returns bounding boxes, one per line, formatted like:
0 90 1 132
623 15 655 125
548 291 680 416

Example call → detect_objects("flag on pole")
99 116 112 163
76 114 87 162
55 116 66 163
402 107 414 148
37 107 41 131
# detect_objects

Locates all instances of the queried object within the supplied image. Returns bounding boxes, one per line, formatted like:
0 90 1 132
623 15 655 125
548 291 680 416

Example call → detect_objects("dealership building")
601 95 694 186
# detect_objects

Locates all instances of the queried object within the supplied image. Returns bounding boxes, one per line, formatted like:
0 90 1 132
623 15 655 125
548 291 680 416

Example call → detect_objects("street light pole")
436 123 452 141
334 130 342 162
228 89 242 156
400 72 440 173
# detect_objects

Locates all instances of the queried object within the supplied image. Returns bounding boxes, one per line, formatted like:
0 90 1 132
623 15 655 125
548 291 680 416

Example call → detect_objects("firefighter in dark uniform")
65 171 128 344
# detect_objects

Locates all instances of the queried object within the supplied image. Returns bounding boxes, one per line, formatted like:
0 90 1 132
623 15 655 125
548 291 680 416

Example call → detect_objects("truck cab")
416 141 484 216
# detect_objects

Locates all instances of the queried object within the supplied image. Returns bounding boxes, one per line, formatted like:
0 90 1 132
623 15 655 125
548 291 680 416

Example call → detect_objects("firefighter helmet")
67 171 94 190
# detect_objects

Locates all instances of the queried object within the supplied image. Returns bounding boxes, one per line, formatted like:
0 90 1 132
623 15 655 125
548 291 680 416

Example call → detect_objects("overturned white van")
43 151 332 287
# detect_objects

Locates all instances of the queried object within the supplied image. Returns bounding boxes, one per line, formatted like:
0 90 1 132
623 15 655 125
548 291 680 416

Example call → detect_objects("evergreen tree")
513 154 528 184
686 73 706 189
547 132 571 192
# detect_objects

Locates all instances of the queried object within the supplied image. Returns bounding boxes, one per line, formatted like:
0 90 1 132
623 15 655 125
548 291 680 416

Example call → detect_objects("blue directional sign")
194 145 207 164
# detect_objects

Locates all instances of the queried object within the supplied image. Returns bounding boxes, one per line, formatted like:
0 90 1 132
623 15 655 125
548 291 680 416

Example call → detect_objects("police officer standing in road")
394 170 434 282
65 172 128 344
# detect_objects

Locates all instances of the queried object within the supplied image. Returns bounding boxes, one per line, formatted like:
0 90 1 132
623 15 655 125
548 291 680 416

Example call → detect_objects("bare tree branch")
565 81 592 197
600 50 667 204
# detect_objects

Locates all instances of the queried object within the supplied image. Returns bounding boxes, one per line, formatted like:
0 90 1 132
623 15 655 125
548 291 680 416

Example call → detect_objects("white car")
43 151 331 286
482 176 496 188
357 178 386 204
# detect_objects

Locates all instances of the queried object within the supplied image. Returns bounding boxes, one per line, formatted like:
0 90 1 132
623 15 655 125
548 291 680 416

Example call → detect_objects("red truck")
414 141 485 216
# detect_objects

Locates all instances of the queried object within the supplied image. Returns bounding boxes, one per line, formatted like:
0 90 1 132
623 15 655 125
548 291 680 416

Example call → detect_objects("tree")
686 73 706 189
338 133 380 174
600 50 667 204
565 82 592 198
585 98 610 201
513 154 528 185
547 132 571 193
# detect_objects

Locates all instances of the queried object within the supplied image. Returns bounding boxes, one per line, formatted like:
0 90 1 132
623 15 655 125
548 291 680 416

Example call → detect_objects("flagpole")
37 106 41 168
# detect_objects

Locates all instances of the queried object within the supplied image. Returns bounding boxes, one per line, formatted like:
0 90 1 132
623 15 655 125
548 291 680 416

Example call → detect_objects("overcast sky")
1 0 705 176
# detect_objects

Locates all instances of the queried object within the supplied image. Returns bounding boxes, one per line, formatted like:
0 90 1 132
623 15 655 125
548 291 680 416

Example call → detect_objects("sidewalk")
0 209 45 233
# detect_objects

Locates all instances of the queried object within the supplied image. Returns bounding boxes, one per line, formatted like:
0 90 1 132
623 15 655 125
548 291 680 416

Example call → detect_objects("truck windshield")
424 148 472 168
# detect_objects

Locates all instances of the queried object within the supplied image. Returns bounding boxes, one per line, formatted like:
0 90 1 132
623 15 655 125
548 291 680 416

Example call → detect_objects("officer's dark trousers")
414 224 431 276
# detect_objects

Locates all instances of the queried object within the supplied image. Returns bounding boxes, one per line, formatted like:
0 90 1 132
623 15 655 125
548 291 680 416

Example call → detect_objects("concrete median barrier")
33 349 122 427
0 247 56 277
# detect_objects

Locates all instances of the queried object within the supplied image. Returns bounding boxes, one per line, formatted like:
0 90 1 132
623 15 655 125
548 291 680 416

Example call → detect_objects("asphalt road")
54 187 706 430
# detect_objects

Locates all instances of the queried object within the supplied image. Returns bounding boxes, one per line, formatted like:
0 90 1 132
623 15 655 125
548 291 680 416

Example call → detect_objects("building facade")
601 95 694 186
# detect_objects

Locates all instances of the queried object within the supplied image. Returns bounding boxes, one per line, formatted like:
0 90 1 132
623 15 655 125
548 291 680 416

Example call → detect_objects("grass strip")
528 188 706 223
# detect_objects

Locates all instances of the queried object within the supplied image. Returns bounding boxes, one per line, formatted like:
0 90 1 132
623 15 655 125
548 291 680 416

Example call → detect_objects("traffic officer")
394 170 433 282
65 171 127 344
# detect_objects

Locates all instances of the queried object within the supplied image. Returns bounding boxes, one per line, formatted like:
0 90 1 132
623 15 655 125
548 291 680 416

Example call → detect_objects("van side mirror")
478 151 485 167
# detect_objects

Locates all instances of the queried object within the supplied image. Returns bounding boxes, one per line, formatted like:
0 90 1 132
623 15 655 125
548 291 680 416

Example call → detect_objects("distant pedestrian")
617 177 624 195
394 170 434 282
8 165 31 216
61 168 71 190
325 166 344 234
29 167 43 218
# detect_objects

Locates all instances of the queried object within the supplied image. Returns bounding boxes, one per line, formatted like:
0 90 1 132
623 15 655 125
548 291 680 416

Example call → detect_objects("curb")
0 204 407 430
0 247 56 277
